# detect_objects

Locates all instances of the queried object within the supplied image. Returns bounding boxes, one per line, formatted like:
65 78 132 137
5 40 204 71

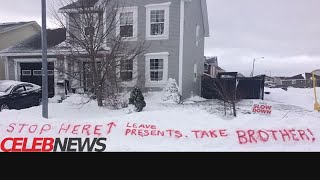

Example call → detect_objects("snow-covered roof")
0 28 66 56
0 21 41 34
59 0 99 11
312 69 320 76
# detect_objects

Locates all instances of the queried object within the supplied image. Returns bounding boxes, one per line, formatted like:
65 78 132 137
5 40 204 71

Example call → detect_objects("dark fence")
202 74 265 100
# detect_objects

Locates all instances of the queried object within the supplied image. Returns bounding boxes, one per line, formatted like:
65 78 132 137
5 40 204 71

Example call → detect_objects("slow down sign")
252 103 273 115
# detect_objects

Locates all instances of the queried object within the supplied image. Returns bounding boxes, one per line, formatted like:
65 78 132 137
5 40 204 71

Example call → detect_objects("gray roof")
59 0 99 10
216 66 225 71
205 56 218 64
284 74 305 80
1 28 66 54
0 21 38 34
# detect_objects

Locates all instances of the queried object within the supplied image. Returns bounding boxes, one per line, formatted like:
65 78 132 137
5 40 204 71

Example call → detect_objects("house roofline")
0 21 41 34
0 52 57 57
0 49 110 57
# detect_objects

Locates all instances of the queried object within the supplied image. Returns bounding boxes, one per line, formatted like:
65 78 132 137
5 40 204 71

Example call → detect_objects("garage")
20 62 55 98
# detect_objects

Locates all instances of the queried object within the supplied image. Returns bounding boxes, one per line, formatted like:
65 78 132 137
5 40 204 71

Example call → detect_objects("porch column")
4 57 9 80
56 56 66 99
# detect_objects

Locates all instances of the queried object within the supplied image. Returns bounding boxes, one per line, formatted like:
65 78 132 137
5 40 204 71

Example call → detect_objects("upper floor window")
80 13 100 34
150 10 165 35
145 2 171 40
116 7 138 41
120 12 134 37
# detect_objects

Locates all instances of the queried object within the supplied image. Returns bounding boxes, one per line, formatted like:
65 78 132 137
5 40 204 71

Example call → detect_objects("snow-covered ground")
0 87 320 152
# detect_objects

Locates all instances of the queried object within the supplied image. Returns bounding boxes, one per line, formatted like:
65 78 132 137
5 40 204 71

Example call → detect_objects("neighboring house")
265 71 320 88
305 70 320 88
281 72 320 88
0 21 41 80
281 74 305 88
0 0 210 99
264 76 281 86
204 56 225 78
273 76 285 85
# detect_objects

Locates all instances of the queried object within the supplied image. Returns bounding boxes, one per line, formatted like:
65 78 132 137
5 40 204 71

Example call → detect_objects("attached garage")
0 28 67 98
20 62 55 98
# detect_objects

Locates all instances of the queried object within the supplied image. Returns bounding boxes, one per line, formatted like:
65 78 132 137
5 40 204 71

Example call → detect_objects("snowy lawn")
0 88 320 152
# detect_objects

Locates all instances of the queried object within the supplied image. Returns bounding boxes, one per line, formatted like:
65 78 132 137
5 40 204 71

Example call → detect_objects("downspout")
178 0 185 94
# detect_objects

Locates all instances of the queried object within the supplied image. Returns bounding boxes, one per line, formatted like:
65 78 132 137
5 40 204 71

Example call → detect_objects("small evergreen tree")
129 87 146 112
162 78 183 104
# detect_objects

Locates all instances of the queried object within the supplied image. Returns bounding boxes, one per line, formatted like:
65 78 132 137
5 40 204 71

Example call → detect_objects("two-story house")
0 21 41 80
0 0 210 99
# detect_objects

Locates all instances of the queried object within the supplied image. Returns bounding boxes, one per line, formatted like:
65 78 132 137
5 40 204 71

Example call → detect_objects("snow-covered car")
0 80 42 112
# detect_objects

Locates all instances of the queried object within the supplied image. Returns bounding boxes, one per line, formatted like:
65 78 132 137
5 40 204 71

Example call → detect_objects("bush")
103 94 128 109
129 87 146 112
162 78 183 104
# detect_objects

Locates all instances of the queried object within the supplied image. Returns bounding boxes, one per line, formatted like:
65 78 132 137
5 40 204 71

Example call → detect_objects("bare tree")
50 0 149 107
212 77 239 117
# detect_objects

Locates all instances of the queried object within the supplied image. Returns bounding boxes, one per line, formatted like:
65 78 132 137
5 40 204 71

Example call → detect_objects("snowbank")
0 89 320 152
265 87 320 111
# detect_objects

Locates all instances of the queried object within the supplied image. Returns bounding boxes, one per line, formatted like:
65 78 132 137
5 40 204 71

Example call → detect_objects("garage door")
20 62 55 98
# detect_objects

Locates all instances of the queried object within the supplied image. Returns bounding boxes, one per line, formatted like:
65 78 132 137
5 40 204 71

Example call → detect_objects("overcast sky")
1 0 319 77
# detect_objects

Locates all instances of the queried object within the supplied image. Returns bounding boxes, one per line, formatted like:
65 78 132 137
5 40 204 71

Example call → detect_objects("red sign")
252 103 273 115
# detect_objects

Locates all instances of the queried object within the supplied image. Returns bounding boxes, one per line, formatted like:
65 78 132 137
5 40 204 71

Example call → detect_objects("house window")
78 13 100 38
120 59 134 82
33 70 42 76
150 10 165 35
33 70 54 76
292 80 297 84
120 12 134 37
117 58 137 86
150 59 164 81
145 2 171 40
116 7 138 41
22 70 31 76
145 52 169 87
84 26 94 36
48 70 54 76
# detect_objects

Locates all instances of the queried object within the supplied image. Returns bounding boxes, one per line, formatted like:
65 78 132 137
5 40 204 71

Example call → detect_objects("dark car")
0 80 42 112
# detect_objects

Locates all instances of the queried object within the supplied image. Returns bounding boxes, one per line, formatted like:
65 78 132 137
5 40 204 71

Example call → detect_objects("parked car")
269 84 288 91
0 80 42 112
